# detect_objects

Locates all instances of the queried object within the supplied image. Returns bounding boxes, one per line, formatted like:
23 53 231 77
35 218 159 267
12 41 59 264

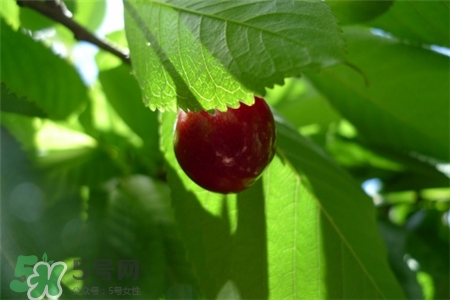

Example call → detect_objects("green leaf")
0 18 89 120
380 165 450 193
36 142 126 197
0 0 20 29
124 0 345 112
326 0 393 25
216 281 241 300
95 175 190 298
324 132 450 192
160 110 404 298
78 81 141 142
96 30 129 71
98 64 159 153
98 65 163 175
266 117 405 299
1 82 48 118
19 5 57 31
1 112 37 152
73 0 106 32
266 77 341 128
39 147 115 183
370 0 450 48
306 27 450 162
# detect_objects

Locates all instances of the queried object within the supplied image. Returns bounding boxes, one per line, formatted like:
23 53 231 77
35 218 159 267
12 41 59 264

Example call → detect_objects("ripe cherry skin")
173 96 276 194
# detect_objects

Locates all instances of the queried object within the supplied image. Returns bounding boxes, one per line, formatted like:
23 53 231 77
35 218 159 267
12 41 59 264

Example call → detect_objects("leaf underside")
124 0 345 112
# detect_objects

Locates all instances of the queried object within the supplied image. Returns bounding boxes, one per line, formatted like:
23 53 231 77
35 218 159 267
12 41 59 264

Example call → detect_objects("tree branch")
17 0 130 65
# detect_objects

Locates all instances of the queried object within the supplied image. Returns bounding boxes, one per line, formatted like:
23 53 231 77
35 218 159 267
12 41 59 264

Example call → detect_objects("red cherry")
173 96 276 194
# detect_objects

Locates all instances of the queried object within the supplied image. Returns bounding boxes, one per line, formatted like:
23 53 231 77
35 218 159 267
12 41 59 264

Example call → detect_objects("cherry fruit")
173 96 276 194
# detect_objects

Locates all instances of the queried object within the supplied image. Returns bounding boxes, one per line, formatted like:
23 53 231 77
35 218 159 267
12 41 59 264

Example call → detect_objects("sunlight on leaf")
124 0 345 112
34 119 96 152
269 116 406 299
417 271 435 300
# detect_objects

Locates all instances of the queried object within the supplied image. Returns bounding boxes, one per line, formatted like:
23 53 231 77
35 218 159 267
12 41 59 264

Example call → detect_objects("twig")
17 0 130 65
